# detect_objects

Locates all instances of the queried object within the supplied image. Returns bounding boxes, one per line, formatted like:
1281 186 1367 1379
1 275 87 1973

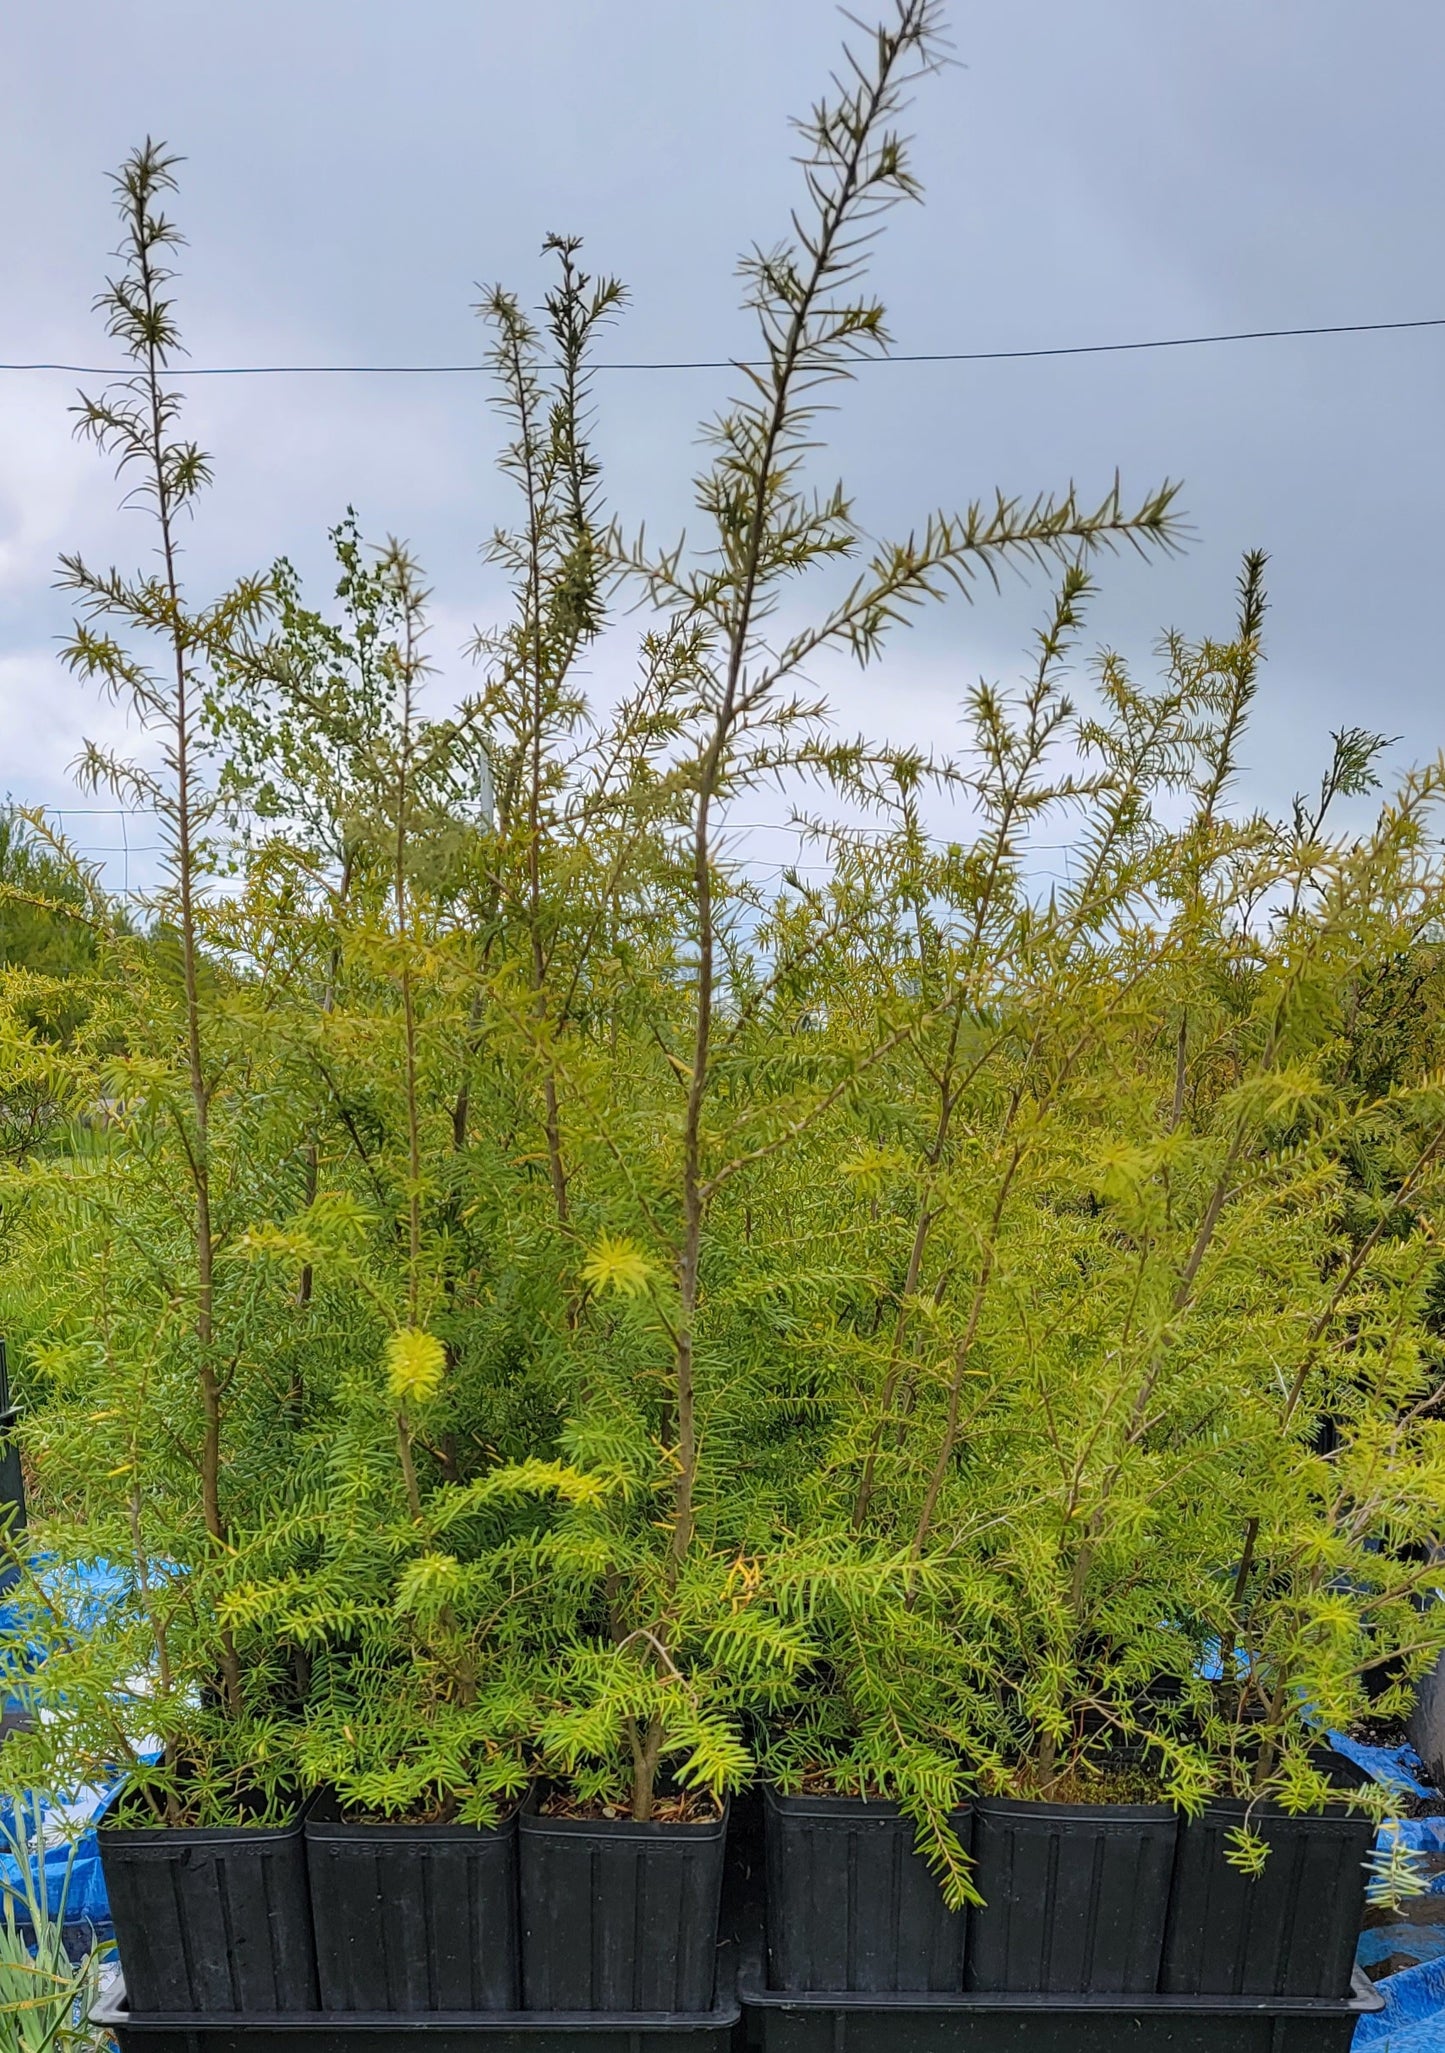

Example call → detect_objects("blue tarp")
1345 1737 1445 2050
1356 1956 1445 2049
0 1555 132 1657
0 1559 139 1939
0 1784 119 1934
1331 1732 1439 1802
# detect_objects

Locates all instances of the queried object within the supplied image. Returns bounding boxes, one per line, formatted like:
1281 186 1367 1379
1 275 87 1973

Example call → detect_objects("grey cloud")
0 0 1440 879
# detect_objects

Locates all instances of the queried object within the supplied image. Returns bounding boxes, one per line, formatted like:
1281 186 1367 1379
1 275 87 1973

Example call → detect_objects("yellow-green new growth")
386 1328 447 1407
580 1234 656 1300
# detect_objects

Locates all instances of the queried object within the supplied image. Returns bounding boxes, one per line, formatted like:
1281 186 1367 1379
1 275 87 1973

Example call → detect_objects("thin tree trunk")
134 199 241 1718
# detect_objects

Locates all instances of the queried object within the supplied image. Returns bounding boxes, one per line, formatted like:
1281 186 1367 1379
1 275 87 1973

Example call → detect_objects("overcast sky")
1 0 1440 895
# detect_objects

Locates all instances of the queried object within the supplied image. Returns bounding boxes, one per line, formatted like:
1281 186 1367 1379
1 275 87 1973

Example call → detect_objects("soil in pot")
965 1792 1178 1994
98 1784 318 2015
519 1789 728 2013
764 1787 972 1993
1161 1800 1377 1998
304 1791 519 2012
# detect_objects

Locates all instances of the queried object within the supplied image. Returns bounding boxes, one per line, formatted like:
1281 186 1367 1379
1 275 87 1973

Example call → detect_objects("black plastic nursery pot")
0 1397 29 1689
305 1793 519 2013
965 1795 1178 1994
0 1336 28 1590
518 1798 729 2013
763 1789 971 1993
99 1796 320 2015
1161 1801 1378 1999
738 1950 1383 2053
0 1405 26 1547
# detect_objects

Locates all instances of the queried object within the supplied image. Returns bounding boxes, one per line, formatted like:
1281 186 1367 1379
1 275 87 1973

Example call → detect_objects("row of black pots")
765 1789 1377 2001
97 1779 1376 2024
98 1792 727 2018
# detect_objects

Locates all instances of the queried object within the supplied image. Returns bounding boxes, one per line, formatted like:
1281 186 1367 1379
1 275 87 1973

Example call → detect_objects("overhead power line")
0 315 1441 380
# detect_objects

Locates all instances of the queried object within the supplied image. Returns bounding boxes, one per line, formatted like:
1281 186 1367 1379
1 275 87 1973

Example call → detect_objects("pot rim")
764 1784 970 1824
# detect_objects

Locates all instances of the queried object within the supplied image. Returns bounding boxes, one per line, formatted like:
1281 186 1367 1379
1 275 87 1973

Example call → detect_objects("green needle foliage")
509 0 1182 1826
0 1 1441 1901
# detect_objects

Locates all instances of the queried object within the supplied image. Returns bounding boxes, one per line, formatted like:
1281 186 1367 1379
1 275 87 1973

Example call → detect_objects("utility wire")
0 315 1441 379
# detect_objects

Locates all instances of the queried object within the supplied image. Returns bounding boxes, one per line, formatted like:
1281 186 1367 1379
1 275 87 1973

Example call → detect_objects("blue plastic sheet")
0 1554 132 1629
1197 1637 1250 1681
0 1558 138 1939
1364 2020 1445 2053
1347 1737 1445 2049
1330 1732 1438 1801
1355 1957 1445 2049
0 1784 121 1935
1358 1926 1445 1972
